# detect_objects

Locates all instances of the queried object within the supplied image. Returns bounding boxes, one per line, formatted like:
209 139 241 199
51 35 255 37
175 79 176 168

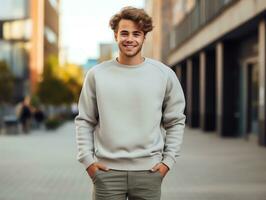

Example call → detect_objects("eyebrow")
120 30 129 33
119 30 142 34
133 31 142 34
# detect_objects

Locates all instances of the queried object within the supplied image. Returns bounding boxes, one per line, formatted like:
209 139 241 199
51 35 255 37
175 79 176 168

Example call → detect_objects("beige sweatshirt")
75 57 186 171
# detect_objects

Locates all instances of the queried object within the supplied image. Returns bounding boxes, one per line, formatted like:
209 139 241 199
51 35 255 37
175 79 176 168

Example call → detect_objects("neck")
117 53 144 66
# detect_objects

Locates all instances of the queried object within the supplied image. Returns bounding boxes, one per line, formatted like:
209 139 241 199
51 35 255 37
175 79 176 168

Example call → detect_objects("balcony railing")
169 0 238 52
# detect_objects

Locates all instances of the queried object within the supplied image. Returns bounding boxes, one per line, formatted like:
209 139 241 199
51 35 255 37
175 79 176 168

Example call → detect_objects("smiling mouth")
123 44 136 49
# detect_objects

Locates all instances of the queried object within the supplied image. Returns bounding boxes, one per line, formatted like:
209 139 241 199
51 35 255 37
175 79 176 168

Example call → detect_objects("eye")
120 32 128 36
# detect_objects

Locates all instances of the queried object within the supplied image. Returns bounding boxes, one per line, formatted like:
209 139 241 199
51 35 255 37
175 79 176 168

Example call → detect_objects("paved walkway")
0 122 265 200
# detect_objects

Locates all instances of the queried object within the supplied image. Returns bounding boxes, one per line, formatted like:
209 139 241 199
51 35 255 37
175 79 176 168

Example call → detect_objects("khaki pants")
91 169 163 200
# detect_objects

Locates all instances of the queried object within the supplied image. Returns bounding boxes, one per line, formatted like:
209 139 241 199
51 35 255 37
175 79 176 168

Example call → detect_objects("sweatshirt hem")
96 156 163 171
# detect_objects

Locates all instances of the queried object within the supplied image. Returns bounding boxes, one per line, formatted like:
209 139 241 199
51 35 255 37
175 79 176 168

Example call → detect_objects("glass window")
49 0 59 12
3 19 32 40
0 41 12 63
0 41 28 78
0 0 29 20
12 42 28 78
44 26 57 44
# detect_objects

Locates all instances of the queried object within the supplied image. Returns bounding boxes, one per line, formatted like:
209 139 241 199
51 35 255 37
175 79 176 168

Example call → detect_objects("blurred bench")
3 115 20 134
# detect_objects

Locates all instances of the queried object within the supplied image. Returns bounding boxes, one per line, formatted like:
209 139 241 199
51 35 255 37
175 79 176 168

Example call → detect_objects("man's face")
115 19 145 58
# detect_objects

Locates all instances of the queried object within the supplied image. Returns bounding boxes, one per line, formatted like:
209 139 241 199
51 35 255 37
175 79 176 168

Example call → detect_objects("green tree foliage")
0 60 14 103
57 63 83 103
37 55 83 105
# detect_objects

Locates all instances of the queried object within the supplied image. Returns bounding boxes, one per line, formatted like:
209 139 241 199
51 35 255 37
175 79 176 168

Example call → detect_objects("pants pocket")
92 169 104 182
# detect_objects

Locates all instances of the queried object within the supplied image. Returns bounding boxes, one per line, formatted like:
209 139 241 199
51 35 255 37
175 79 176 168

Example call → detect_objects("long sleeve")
75 69 98 169
75 58 186 171
161 69 186 170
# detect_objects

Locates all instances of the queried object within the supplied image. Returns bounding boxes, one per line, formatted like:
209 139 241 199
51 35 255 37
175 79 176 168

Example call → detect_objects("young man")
75 6 186 200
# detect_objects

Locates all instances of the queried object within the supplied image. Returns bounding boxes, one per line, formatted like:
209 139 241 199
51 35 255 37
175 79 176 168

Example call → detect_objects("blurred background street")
1 0 266 199
0 123 265 200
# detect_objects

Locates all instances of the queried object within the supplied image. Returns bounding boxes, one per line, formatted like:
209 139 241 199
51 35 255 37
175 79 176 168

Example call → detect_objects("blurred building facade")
99 43 118 62
145 0 266 146
0 0 60 102
82 58 98 74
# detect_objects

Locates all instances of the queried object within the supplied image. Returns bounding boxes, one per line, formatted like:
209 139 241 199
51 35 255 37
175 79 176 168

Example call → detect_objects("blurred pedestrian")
71 103 78 119
33 107 45 129
19 96 32 133
75 6 186 200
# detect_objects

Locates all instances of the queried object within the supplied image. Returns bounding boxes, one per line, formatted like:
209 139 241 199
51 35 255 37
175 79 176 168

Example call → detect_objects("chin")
121 51 136 57
126 52 137 57
126 54 139 58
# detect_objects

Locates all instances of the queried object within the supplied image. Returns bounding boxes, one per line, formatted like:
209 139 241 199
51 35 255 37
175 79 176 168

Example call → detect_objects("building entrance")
247 63 259 136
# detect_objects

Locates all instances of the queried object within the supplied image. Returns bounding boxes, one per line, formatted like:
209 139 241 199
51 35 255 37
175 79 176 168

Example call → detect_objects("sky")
60 0 145 65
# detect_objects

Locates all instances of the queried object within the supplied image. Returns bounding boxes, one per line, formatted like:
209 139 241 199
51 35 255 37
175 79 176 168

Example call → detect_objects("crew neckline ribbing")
113 57 148 69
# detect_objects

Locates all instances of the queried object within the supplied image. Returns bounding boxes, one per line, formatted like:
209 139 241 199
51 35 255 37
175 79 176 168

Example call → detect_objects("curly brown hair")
109 6 154 35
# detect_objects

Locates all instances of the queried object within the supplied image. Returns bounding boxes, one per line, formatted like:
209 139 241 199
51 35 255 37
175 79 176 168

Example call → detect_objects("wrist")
86 162 96 171
161 162 170 170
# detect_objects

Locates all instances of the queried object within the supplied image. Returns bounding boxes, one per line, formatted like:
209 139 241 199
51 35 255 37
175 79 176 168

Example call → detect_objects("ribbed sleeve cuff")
78 154 96 170
162 156 176 170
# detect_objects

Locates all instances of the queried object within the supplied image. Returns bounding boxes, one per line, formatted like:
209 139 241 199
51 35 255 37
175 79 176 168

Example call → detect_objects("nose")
126 34 134 42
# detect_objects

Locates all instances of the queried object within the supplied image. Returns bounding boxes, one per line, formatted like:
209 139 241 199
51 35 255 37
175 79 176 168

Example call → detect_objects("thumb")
150 163 161 172
97 163 110 171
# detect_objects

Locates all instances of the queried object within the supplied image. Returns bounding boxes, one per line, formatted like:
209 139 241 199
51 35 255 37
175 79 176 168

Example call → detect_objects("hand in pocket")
86 162 110 178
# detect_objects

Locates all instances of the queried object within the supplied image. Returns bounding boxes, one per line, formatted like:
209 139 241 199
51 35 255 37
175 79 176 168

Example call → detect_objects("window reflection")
0 0 29 20
3 19 32 40
0 41 29 78
44 26 57 44
49 0 59 11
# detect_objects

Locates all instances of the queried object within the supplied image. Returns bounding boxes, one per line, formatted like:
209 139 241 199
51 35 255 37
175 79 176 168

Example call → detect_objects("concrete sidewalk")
0 122 265 200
